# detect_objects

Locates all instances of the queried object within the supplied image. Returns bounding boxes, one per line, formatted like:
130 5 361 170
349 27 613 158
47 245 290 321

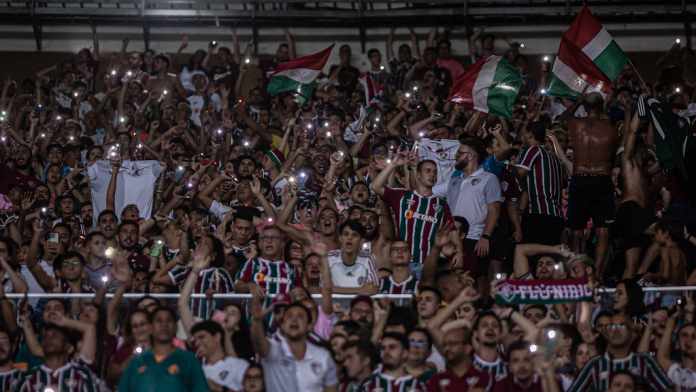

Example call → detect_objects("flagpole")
627 57 648 90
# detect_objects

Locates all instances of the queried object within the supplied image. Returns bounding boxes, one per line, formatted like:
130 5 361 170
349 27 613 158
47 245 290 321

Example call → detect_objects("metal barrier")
2 292 414 299
5 285 696 299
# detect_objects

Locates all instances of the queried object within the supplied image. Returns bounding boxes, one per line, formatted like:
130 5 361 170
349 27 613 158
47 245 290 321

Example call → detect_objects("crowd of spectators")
0 26 694 391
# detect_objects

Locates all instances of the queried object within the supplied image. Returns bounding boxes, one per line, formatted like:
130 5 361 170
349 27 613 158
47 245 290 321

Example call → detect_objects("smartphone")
150 241 164 257
48 233 60 243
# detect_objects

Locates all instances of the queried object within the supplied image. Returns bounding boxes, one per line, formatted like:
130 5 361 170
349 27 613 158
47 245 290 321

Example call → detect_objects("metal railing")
5 285 696 299
2 292 414 299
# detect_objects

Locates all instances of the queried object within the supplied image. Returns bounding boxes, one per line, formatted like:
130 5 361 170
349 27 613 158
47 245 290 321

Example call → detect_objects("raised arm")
386 28 395 61
657 313 677 372
26 219 56 291
513 243 569 278
409 28 421 59
249 284 270 357
370 152 406 196
285 29 296 60
106 281 129 336
178 247 210 337
49 312 97 364
106 160 120 212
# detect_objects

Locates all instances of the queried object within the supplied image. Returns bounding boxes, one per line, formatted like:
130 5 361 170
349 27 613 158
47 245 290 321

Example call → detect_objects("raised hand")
249 284 266 320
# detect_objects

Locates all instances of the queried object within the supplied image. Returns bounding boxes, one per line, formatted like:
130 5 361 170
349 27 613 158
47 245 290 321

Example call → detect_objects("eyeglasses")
607 323 627 330
409 339 428 348
63 259 82 267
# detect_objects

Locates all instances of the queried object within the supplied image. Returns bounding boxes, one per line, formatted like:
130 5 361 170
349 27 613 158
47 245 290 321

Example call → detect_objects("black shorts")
613 200 655 249
522 214 564 245
567 175 615 230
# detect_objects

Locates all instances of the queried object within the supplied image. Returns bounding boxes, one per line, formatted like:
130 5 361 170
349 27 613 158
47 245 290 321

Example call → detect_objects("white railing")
2 293 414 299
5 285 696 299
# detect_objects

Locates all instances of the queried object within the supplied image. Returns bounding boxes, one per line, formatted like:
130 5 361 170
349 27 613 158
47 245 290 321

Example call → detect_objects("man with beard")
0 327 23 391
119 307 208 392
568 313 671 391
512 243 574 280
327 220 378 294
472 312 508 389
439 137 502 281
348 295 374 330
340 340 377 392
17 323 102 392
492 340 560 392
359 332 426 391
427 327 489 391
372 154 453 275
249 283 338 392
561 92 619 276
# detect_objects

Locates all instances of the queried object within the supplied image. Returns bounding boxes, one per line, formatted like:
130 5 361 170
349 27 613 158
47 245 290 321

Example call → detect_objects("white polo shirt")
327 249 378 288
203 356 249 391
444 167 503 240
262 333 338 392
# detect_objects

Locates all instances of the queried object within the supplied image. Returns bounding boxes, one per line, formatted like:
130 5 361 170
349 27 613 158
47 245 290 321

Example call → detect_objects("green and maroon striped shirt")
518 145 566 218
17 362 101 392
359 372 427 392
379 274 419 295
567 352 671 392
382 187 453 265
0 368 23 392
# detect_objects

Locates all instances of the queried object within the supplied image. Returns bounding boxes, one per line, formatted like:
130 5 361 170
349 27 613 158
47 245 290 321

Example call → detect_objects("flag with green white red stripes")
448 55 523 118
547 5 628 98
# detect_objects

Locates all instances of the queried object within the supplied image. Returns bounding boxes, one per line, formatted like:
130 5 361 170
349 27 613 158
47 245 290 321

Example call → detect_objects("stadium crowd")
0 24 694 392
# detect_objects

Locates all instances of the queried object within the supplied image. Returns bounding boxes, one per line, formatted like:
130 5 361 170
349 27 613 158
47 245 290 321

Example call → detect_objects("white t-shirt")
444 167 503 240
418 138 460 196
668 363 696 391
327 249 378 288
262 333 338 392
88 160 164 224
203 357 249 391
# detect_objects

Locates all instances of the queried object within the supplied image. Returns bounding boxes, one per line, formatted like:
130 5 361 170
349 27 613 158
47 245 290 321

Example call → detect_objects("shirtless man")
615 108 654 278
565 93 619 275
145 54 186 103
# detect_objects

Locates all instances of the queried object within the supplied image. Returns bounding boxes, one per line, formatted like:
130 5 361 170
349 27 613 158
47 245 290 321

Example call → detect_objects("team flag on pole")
547 6 628 98
448 55 522 118
267 44 335 105
358 73 384 106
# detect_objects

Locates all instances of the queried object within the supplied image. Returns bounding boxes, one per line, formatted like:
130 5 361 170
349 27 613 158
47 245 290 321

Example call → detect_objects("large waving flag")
448 55 522 118
267 44 334 104
548 6 628 98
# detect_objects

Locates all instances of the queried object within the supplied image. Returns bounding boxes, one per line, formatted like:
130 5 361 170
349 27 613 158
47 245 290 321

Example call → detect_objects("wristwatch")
481 234 492 240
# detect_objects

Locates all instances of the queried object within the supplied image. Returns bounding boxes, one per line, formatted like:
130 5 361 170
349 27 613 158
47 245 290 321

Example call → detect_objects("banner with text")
495 278 593 305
